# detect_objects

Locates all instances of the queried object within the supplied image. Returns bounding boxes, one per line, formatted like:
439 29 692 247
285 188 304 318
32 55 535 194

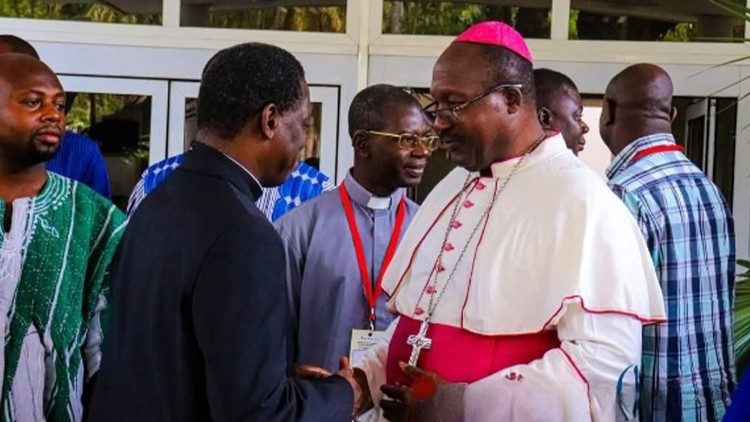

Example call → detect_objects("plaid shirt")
607 133 736 421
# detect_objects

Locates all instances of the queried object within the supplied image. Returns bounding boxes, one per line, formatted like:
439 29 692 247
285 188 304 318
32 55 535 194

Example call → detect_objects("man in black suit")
88 43 359 421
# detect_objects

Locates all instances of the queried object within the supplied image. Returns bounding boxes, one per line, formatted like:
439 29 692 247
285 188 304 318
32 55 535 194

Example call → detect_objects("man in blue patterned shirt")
127 148 333 219
601 63 735 421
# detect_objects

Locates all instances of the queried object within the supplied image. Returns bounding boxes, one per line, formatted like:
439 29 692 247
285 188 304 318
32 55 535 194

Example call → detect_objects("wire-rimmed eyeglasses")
355 130 441 152
423 82 523 125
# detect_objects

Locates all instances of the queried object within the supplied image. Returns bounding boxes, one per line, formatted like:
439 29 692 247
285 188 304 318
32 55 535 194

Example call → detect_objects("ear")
353 131 371 158
538 107 552 129
669 106 678 122
602 99 616 126
259 103 280 140
503 88 522 114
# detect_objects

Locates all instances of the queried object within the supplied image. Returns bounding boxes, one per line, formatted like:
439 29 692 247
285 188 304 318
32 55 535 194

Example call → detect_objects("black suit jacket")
89 142 352 421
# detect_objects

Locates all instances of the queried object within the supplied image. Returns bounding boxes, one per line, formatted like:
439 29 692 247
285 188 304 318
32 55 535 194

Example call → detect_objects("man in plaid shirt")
601 63 736 421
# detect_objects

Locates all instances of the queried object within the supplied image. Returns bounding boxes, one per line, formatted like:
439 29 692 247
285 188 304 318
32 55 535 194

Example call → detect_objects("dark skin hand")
295 364 332 380
380 362 445 422
297 357 368 417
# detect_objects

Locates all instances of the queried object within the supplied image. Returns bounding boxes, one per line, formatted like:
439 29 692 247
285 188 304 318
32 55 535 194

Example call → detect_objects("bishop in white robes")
354 21 666 422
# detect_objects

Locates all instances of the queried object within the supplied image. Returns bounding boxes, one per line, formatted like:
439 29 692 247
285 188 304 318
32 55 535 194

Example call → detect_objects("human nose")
41 103 63 124
581 120 590 134
411 139 430 157
431 114 453 135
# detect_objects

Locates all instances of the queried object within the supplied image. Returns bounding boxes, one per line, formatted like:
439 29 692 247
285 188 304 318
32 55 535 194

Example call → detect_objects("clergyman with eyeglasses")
274 84 433 413
352 21 667 421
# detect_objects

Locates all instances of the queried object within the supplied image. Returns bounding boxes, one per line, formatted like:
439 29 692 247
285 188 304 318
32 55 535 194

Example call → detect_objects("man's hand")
295 364 332 380
380 362 444 421
338 357 370 416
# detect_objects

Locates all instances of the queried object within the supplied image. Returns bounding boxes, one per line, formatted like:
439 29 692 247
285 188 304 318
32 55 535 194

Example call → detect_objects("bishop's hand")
380 362 445 422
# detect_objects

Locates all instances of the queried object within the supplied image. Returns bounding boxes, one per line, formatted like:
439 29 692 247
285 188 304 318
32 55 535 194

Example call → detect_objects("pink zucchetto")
454 21 533 63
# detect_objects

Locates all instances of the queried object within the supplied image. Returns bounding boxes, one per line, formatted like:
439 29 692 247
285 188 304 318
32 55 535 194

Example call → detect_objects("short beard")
20 141 60 167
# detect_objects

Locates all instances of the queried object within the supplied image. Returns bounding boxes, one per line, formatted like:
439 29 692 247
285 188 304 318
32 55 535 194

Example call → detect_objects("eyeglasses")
355 130 441 152
423 82 523 125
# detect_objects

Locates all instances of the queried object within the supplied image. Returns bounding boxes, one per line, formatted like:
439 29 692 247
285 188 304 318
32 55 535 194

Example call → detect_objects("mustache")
34 127 63 137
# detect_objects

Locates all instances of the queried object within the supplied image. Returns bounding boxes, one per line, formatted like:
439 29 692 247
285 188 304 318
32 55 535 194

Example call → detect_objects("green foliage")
663 23 694 42
382 1 552 37
568 10 579 40
206 6 345 32
0 0 160 24
736 259 750 373
383 1 485 35
0 0 343 31
66 93 128 133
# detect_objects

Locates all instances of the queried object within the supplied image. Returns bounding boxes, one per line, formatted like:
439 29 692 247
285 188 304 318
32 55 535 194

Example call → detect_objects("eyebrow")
17 88 64 97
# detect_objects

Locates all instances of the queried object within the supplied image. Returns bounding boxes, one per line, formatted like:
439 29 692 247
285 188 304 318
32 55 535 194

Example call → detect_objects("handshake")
296 357 370 416
296 358 445 420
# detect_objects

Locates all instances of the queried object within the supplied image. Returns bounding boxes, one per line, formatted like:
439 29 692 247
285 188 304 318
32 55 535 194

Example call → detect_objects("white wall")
578 105 612 179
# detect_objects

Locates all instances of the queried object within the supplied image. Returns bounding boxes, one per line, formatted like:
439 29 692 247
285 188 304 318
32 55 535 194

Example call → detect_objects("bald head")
0 35 39 58
600 63 676 156
608 63 673 117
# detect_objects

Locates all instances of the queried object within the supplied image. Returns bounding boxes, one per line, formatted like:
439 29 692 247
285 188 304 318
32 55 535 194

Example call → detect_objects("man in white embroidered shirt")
352 22 667 421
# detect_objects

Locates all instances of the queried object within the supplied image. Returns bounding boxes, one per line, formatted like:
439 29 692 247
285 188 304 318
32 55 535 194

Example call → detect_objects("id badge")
349 329 383 367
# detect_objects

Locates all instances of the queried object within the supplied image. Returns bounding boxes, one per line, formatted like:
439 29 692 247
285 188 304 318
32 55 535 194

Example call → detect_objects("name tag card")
349 329 384 367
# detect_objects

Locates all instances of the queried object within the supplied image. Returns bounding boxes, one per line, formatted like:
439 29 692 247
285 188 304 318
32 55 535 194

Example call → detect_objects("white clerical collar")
221 153 263 189
367 196 391 210
343 170 399 210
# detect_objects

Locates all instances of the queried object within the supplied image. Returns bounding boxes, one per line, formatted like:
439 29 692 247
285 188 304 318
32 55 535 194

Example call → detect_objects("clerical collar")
486 133 561 178
221 152 263 190
343 170 401 210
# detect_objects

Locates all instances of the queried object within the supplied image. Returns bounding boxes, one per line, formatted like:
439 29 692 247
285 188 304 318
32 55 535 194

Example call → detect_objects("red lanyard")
339 184 407 327
630 144 684 163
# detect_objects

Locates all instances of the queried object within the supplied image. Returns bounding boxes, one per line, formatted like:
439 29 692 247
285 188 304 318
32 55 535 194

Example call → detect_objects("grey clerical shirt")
275 171 419 372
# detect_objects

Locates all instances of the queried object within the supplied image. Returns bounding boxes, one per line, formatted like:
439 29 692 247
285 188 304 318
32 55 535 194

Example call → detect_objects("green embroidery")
0 174 125 421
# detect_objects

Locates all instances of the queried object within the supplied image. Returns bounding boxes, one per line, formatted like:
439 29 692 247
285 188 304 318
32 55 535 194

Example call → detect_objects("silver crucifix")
406 319 432 366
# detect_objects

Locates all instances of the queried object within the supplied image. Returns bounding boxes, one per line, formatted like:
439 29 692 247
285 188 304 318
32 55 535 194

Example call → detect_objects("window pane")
67 92 151 210
570 0 746 42
181 1 345 32
0 0 161 25
302 102 324 168
382 1 552 38
712 98 736 205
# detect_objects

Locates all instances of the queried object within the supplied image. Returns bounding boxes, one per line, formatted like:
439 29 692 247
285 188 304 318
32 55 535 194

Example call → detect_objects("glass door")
58 75 168 210
682 97 736 205
685 98 716 176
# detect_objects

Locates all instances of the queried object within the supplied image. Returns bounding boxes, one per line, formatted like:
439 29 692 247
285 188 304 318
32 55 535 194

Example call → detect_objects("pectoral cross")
407 319 432 366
